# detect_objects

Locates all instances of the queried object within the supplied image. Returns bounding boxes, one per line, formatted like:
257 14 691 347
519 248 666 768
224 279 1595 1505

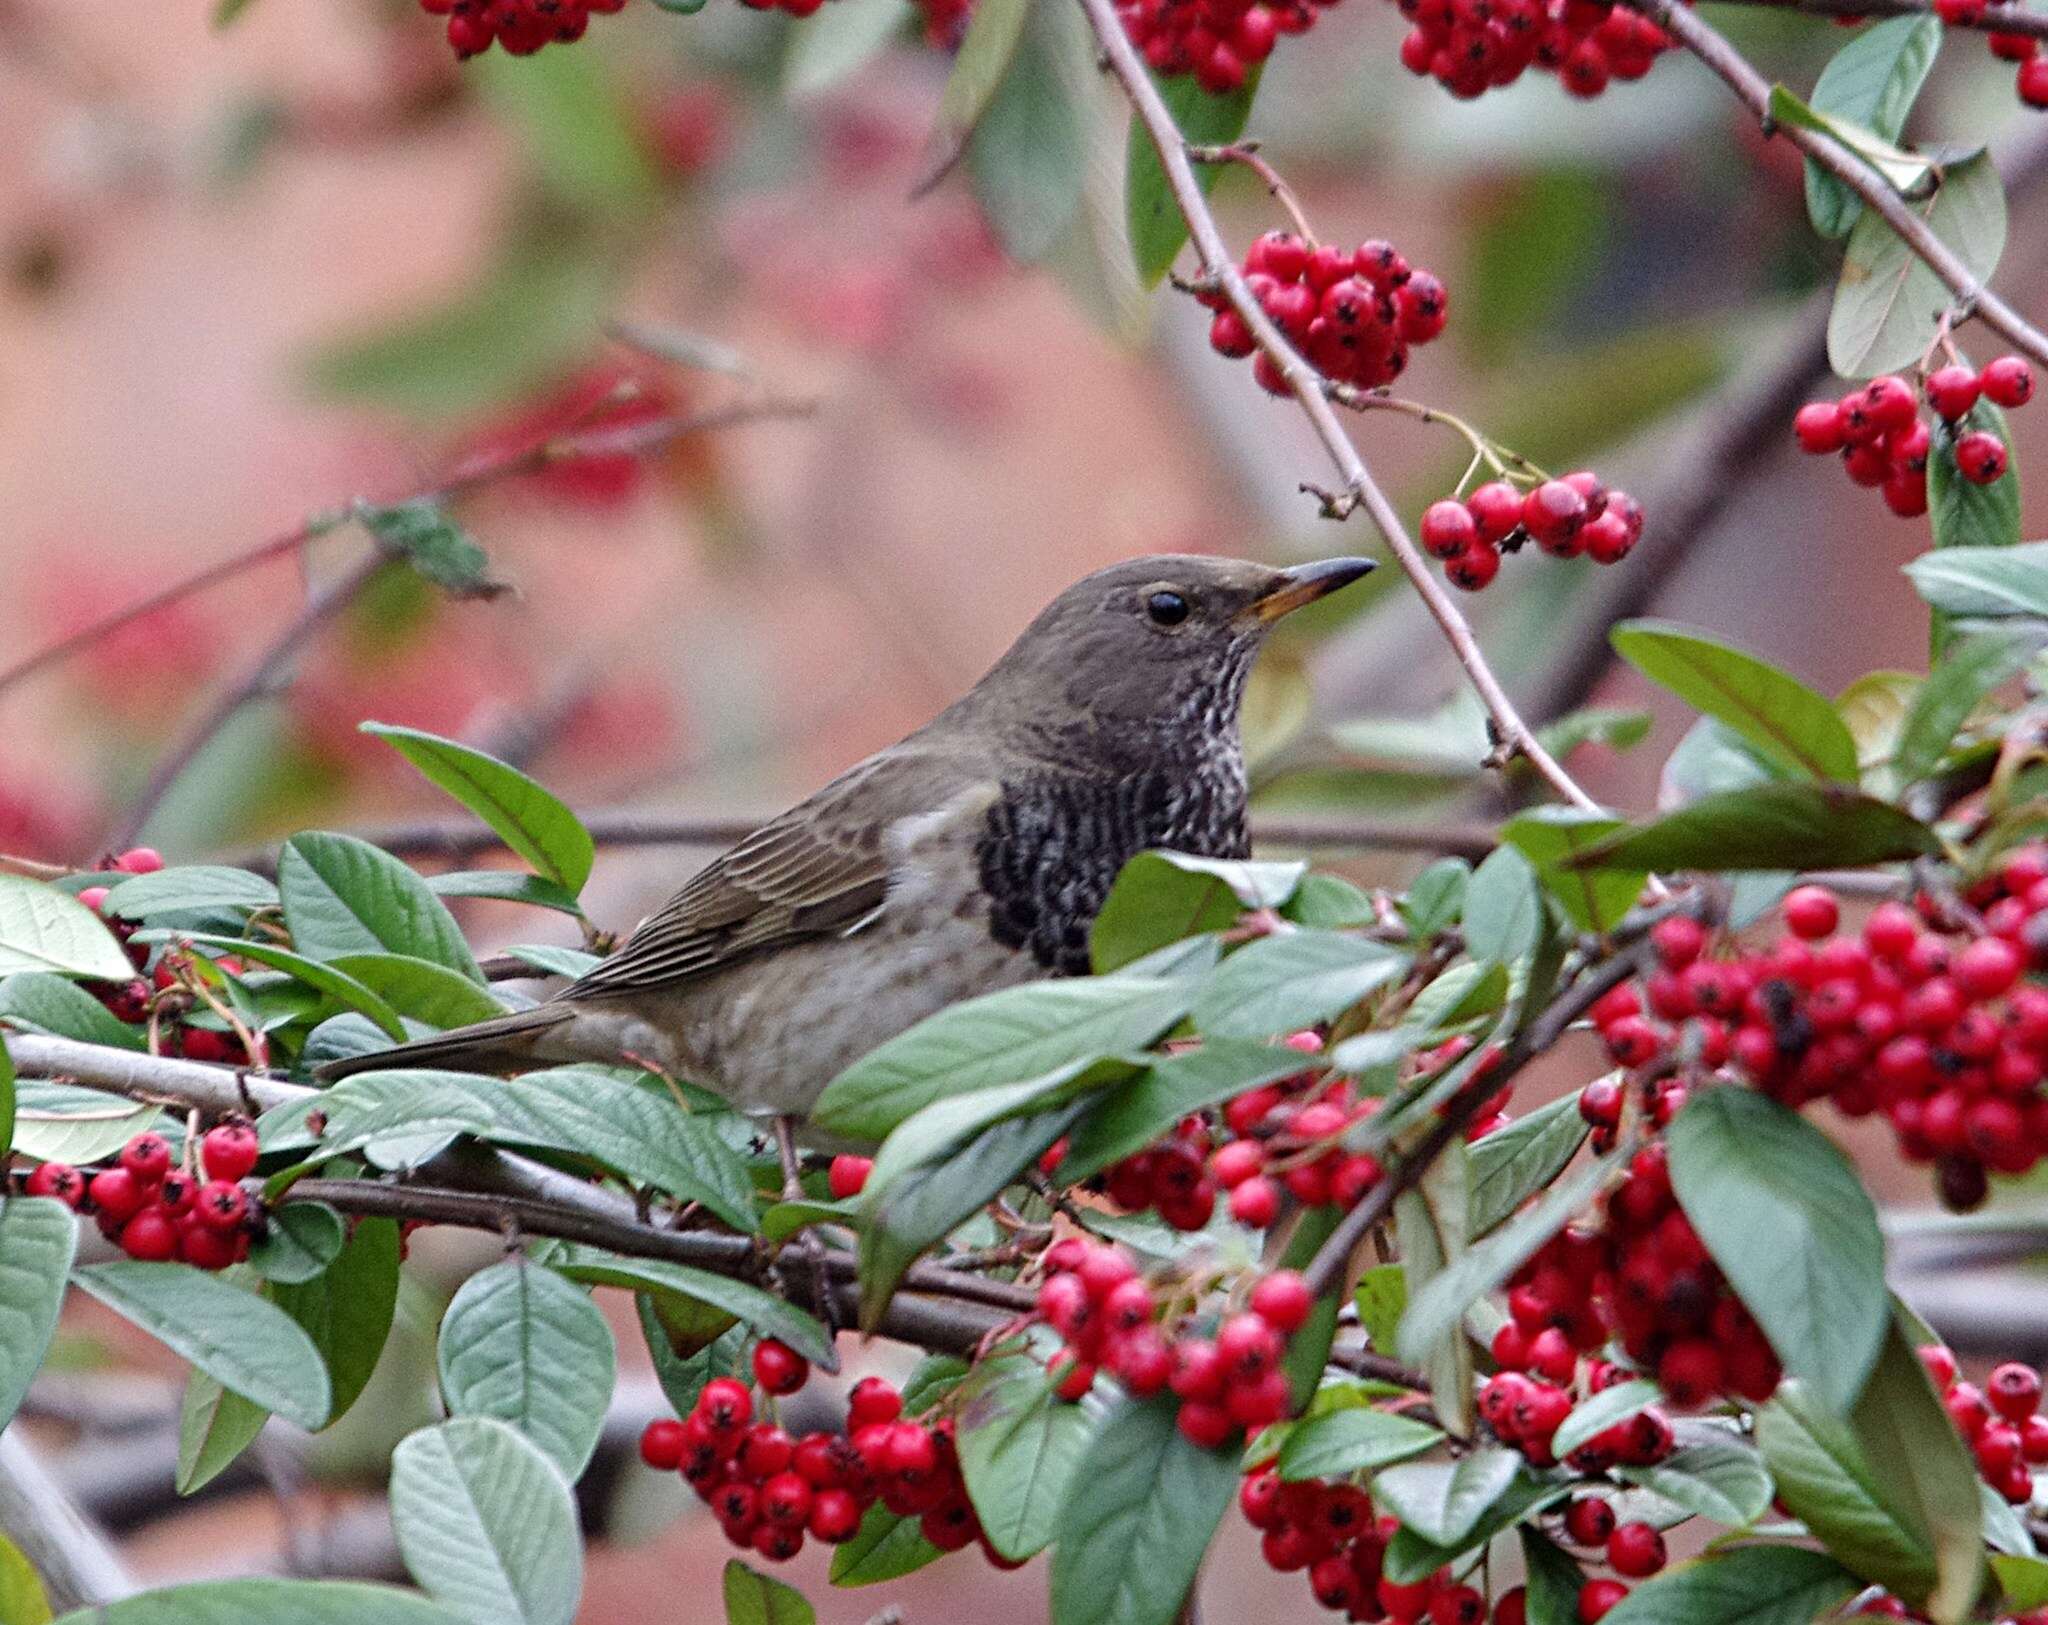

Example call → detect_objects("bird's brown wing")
564 747 999 998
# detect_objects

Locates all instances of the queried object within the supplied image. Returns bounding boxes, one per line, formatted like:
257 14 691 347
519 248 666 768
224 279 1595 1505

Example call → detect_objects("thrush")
318 554 1374 1135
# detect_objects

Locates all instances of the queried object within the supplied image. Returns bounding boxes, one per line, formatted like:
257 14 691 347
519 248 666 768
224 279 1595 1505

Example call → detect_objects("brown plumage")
316 554 1374 1137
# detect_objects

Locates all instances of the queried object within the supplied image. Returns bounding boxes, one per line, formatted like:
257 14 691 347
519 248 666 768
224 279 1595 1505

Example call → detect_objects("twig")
1637 0 2048 372
0 1431 133 1612
1712 0 2048 39
0 395 815 703
1074 0 1604 818
102 552 388 855
1301 935 1660 1297
1186 142 1319 245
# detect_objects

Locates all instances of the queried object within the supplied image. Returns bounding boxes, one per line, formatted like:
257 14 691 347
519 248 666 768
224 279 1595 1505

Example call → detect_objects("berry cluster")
1594 857 2048 1211
1390 0 1673 102
1036 1241 1312 1447
1921 1345 2048 1505
1117 0 1328 95
1102 1114 1219 1230
1935 6 2048 111
76 850 260 1067
21 1123 262 1269
1793 358 2033 518
1419 471 1642 594
420 0 625 58
639 1351 1006 1565
1203 231 1448 396
1238 1470 1452 1621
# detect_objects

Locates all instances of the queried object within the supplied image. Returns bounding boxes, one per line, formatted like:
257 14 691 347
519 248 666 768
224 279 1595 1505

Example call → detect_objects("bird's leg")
771 1115 838 1334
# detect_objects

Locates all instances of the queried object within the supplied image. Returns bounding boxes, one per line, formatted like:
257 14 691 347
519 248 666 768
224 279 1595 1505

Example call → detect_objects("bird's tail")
314 1003 577 1083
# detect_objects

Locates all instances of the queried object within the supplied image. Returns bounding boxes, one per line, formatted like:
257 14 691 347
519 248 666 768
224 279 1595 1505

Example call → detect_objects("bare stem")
1074 0 1604 816
1186 141 1320 245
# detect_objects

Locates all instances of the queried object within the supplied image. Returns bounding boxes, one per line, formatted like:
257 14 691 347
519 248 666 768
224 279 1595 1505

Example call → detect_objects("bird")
317 554 1374 1139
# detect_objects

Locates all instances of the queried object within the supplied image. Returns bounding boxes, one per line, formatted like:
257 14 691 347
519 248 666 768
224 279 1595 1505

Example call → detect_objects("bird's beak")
1247 557 1377 623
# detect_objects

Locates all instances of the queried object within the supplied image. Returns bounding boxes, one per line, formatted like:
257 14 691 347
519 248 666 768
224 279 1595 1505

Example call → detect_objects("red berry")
1607 1521 1666 1577
1216 1312 1283 1378
1229 1175 1281 1227
827 1154 872 1199
193 1180 249 1232
178 1222 236 1270
752 1339 809 1397
1247 230 1309 282
1956 430 2008 484
697 1377 753 1432
1578 1579 1629 1621
846 1376 902 1429
23 1162 83 1207
1564 1495 1616 1546
200 1121 260 1183
1421 499 1479 559
1521 480 1588 550
1446 542 1501 592
1209 309 1256 359
1176 1400 1235 1448
2022 56 2048 106
118 1132 173 1185
1782 885 1839 940
120 1208 179 1261
1466 481 1524 542
884 1422 938 1477
1431 1584 1486 1625
760 1470 813 1526
1920 1344 1959 1391
1925 364 1981 420
1495 1590 1528 1625
1989 1362 2043 1421
88 1167 147 1223
1249 1269 1315 1333
1981 355 2035 409
1794 401 1847 453
808 1488 862 1543
1860 374 1918 433
112 847 163 874
1989 28 2039 59
639 1418 687 1469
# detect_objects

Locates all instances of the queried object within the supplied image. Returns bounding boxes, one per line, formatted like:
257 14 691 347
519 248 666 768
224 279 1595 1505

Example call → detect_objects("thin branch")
0 1431 133 1612
1714 0 2048 39
215 809 1505 873
1638 0 2048 371
0 395 815 703
1073 0 1604 818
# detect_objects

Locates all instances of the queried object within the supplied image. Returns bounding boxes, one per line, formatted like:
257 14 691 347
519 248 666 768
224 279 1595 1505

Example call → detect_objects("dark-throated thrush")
319 554 1374 1135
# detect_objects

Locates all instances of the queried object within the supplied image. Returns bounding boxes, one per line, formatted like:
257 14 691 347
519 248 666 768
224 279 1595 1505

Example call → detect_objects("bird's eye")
1145 591 1190 627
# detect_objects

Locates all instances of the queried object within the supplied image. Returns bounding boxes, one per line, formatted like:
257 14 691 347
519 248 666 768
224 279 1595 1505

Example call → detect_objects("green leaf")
1049 1396 1240 1625
1610 621 1858 782
0 1198 78 1431
425 874 584 916
495 942 601 977
721 1560 813 1625
1091 851 1303 973
248 1202 346 1285
161 933 408 1039
278 833 480 979
272 1214 400 1424
1536 707 1654 760
49 1580 457 1625
1663 717 1781 804
1830 151 2007 379
1354 1263 1406 1353
0 973 145 1050
859 1101 1086 1326
1466 1089 1590 1237
1055 1040 1310 1185
72 1261 331 1428
827 1502 942 1586
0 875 135 981
1394 1153 1474 1439
551 1247 834 1369
1520 1528 1585 1625
1462 847 1544 964
1382 1470 1570 1583
1566 784 1940 873
1284 873 1377 929
470 45 658 221
638 1303 744 1416
1397 1143 1624 1371
362 724 594 895
1598 1544 1860 1624
1928 398 2022 562
1895 629 2030 785
10 1086 159 1166
212 0 261 26
1759 1384 1927 1598
920 0 1030 184
1502 808 1641 934
810 974 1193 1143
1373 1448 1522 1546
1668 1088 1886 1413
967 2 1087 263
1550 1378 1661 1460
102 866 279 918
359 503 500 600
0 1532 49 1625
1994 1552 2048 1608
177 1370 270 1495
327 954 505 1029
1276 1408 1443 1482
784 0 911 97
1191 932 1406 1040
1126 70 1261 286
437 1259 616 1480
1614 1438 1775 1527
956 1349 1103 1559
0 1035 12 1156
1801 15 1943 238
1772 84 1933 206
1983 1479 2036 1558
1400 859 1470 938
390 1418 581 1625
1906 535 2048 619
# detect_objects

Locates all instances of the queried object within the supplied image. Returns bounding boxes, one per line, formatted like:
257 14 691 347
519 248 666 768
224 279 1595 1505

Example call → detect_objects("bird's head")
953 553 1376 757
